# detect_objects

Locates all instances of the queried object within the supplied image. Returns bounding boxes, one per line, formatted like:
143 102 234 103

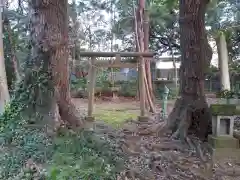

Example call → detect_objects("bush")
216 90 240 99
118 80 137 97
71 77 87 90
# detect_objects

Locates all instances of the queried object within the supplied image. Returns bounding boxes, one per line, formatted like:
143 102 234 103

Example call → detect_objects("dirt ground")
72 98 175 114
72 97 227 118
72 97 240 180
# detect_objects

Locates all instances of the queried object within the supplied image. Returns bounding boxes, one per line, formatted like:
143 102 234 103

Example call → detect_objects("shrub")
71 77 87 90
216 90 240 99
118 80 137 97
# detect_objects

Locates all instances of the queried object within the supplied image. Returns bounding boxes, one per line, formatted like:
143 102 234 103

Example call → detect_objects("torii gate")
79 51 155 121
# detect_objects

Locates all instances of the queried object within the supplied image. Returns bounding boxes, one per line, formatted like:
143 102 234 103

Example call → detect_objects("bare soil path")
73 97 240 180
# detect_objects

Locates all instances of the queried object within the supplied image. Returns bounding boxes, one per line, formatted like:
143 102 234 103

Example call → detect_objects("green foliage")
96 70 109 88
46 129 125 180
0 68 125 179
215 89 240 99
0 67 54 179
117 79 138 97
71 77 87 90
1 127 125 179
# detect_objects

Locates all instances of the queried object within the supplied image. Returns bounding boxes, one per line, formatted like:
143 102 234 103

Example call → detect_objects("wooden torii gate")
79 51 155 121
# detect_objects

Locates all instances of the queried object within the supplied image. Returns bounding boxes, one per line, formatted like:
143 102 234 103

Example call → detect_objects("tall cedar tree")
29 0 83 127
166 0 213 140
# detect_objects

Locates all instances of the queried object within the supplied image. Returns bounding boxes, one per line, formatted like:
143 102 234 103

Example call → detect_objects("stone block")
211 115 234 137
208 135 239 148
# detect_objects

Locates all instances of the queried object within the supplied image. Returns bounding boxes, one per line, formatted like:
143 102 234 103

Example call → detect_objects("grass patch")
93 109 138 127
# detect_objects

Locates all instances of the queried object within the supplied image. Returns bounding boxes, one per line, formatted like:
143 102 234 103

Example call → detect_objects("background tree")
3 1 30 88
0 1 11 114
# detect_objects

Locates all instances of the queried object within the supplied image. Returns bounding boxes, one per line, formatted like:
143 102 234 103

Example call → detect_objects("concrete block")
208 135 239 149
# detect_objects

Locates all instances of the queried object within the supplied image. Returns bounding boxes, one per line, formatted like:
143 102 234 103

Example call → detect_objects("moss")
236 110 240 115
210 104 236 116
208 135 239 148
235 106 240 115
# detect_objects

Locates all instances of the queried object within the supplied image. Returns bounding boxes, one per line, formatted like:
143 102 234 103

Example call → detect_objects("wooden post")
139 56 146 119
87 56 96 121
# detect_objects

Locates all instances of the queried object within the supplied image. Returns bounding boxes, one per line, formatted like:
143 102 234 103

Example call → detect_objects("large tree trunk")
167 0 212 140
0 10 10 114
216 32 231 91
29 0 83 127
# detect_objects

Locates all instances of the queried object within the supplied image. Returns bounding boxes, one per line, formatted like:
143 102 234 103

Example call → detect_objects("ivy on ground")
0 68 125 179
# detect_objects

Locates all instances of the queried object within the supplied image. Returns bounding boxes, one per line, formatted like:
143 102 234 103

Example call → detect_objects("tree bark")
29 0 83 127
166 0 212 140
216 32 231 91
136 0 155 113
3 17 20 81
143 10 154 100
171 48 178 92
0 10 10 114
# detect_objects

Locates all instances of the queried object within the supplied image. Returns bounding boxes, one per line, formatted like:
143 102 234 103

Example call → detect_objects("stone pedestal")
85 116 95 121
209 104 239 149
208 135 239 148
138 116 149 122
210 104 236 136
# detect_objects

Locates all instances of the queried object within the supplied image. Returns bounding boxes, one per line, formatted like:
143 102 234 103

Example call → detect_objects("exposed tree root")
86 114 240 180
58 99 83 127
145 141 185 152
53 89 84 130
166 97 212 141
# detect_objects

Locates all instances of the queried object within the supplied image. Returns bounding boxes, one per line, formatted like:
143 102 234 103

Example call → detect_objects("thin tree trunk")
216 32 231 91
143 10 154 100
0 10 10 114
29 0 83 127
166 0 212 140
135 0 155 113
3 17 20 81
171 48 178 92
